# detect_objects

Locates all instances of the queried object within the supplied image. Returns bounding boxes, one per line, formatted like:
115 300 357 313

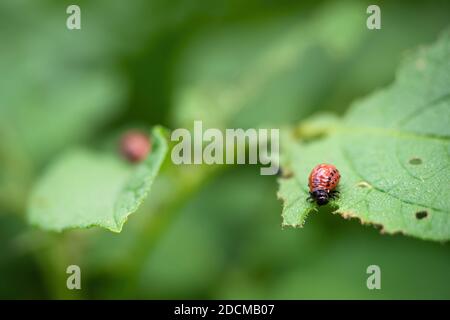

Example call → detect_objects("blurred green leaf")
270 225 450 299
0 1 129 211
172 1 450 130
172 1 367 129
0 214 46 299
279 31 450 241
28 127 168 232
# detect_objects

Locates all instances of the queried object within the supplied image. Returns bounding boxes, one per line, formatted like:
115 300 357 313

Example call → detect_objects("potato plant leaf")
28 127 168 232
278 32 450 241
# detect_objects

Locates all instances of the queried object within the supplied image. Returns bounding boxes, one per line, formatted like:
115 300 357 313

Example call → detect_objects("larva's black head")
310 190 329 206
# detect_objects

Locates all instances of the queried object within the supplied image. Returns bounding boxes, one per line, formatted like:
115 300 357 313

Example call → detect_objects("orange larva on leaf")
120 130 152 163
307 163 341 206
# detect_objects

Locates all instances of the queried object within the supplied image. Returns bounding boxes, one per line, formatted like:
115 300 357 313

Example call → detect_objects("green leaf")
28 127 168 233
278 31 450 241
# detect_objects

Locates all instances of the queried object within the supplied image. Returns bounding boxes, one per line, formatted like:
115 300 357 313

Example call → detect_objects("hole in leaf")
415 211 428 220
409 157 422 165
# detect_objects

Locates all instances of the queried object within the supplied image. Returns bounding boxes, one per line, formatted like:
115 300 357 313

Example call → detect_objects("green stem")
119 164 223 297
33 233 85 299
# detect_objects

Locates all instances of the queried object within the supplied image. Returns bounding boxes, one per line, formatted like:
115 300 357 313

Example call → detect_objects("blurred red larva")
120 130 152 163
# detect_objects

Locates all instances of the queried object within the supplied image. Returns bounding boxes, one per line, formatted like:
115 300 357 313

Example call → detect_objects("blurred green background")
0 0 449 299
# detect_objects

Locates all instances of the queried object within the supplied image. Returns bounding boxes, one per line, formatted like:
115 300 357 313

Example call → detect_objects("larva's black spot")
415 211 428 220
